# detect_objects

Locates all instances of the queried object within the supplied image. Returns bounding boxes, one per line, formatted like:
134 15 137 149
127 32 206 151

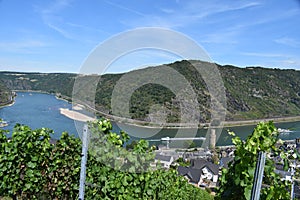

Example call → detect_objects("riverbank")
59 108 95 122
0 100 15 109
62 99 300 129
74 100 300 128
223 116 300 127
59 103 300 130
0 91 16 109
9 91 300 128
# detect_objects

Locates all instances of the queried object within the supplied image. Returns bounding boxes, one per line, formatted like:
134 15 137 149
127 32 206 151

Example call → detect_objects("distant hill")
0 79 14 107
0 72 77 102
1 60 300 122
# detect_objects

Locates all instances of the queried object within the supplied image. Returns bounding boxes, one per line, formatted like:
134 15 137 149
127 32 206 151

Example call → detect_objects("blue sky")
0 0 300 73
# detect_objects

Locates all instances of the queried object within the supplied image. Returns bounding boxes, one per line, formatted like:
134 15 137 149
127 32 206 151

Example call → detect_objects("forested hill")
0 60 300 122
0 72 77 102
0 79 14 106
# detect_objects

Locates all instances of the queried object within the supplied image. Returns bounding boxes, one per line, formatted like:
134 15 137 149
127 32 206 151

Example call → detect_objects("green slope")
0 79 14 107
1 60 300 122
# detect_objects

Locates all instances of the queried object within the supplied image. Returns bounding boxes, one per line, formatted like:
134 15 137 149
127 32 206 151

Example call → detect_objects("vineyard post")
79 124 89 200
251 151 266 200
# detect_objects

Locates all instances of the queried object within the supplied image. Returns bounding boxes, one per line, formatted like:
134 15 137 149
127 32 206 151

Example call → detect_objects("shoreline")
222 116 300 127
55 93 72 103
10 91 300 128
60 103 300 129
72 99 300 129
64 101 300 129
0 92 16 127
59 108 96 122
0 100 15 109
0 91 16 109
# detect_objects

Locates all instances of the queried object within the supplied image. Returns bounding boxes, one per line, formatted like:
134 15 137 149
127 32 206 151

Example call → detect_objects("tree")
216 121 291 200
85 118 214 199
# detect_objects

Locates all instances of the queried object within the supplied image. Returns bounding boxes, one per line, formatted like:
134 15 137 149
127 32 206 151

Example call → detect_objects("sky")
0 0 300 73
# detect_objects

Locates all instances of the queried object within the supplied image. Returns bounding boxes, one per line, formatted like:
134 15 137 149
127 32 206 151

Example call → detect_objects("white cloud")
240 52 300 70
279 59 300 69
37 0 72 15
185 1 261 17
47 23 74 40
103 0 146 17
35 0 75 39
0 56 78 73
0 40 49 53
160 8 175 14
241 52 288 58
275 37 300 48
122 1 262 29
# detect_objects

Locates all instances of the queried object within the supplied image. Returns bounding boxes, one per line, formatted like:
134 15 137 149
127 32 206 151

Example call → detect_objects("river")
0 92 79 139
1 92 300 147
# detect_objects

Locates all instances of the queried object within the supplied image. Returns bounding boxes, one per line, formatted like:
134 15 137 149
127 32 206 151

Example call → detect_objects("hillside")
0 72 77 102
0 79 14 107
0 60 300 122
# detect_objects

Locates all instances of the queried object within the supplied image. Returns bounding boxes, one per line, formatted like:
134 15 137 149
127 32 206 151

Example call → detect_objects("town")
153 138 300 197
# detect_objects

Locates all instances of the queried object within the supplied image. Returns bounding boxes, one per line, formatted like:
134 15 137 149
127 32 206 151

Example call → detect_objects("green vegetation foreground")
1 119 298 199
0 119 213 199
216 121 299 200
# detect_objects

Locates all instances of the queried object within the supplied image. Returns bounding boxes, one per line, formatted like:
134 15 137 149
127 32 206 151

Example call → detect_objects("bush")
0 119 213 199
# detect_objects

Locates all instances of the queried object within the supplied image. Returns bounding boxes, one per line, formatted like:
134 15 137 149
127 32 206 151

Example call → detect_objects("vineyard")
0 119 213 199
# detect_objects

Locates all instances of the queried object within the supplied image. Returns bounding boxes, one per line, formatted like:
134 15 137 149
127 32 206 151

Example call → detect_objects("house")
219 157 234 169
178 166 202 186
154 154 174 168
274 164 292 182
177 158 219 188
191 159 219 186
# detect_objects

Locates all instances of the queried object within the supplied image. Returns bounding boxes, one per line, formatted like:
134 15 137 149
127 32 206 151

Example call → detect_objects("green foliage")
216 121 291 200
46 132 82 199
175 157 190 167
0 119 213 199
0 124 52 199
87 118 156 173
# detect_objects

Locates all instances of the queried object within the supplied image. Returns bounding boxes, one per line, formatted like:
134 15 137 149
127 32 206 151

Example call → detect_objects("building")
154 154 174 169
177 158 219 188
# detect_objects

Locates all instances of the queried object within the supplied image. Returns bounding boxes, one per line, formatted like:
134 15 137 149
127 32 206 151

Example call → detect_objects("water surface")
0 92 78 138
1 92 299 147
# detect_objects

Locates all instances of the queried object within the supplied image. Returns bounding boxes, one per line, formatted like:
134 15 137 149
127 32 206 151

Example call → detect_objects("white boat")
278 128 292 134
0 120 8 127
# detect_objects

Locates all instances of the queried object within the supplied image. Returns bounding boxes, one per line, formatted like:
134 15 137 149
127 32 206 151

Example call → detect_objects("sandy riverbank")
73 104 84 111
59 108 96 122
223 115 300 127
63 102 300 128
57 95 300 128
78 100 300 128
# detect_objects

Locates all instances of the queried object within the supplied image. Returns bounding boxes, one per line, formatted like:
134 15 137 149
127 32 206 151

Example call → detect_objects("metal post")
251 151 266 200
166 139 169 149
79 124 89 200
291 160 295 200
291 179 294 200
